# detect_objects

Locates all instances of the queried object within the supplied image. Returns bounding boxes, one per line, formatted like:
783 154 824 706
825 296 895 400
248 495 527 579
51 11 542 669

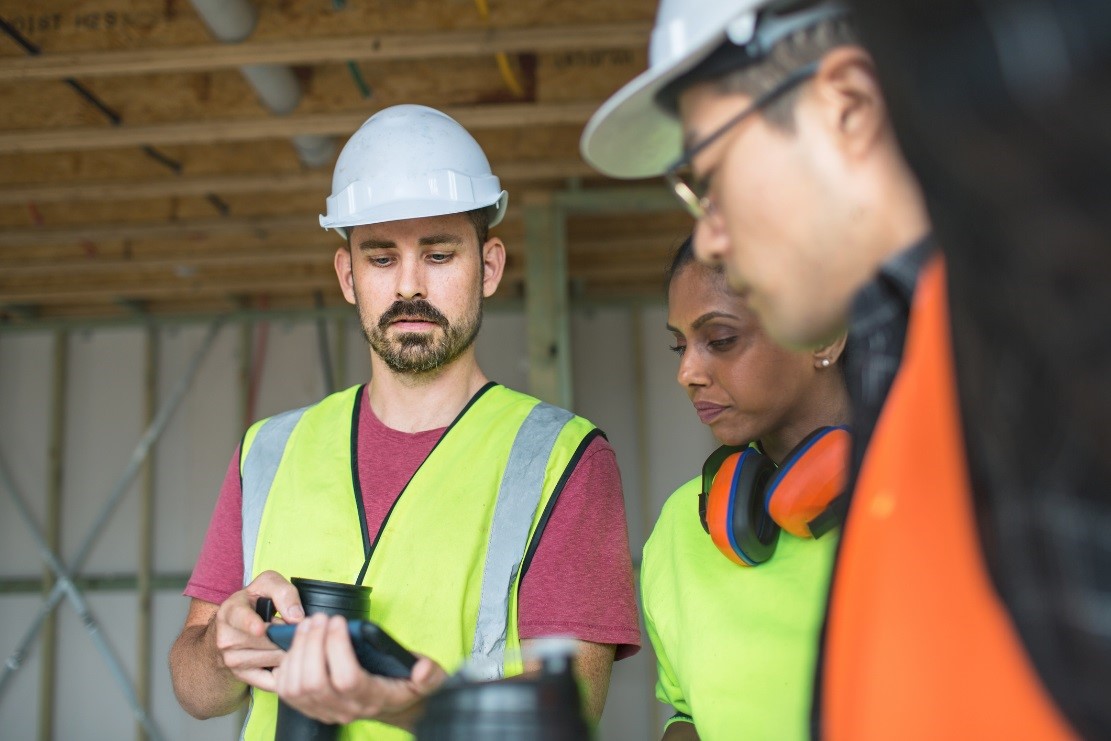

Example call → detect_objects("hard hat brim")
580 22 738 180
320 191 507 238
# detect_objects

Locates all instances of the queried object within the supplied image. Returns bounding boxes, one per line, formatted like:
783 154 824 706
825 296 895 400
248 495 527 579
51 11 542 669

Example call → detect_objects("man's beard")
358 295 482 376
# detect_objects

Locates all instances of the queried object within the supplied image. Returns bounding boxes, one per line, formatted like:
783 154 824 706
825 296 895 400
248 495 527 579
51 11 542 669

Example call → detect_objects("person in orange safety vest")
580 0 1079 738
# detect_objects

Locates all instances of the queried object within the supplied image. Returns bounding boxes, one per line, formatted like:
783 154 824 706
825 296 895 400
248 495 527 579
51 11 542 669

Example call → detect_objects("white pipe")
241 64 302 116
189 0 256 42
189 0 334 167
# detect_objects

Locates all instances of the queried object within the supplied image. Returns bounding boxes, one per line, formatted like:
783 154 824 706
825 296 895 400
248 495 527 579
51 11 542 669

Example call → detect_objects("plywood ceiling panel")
0 0 680 324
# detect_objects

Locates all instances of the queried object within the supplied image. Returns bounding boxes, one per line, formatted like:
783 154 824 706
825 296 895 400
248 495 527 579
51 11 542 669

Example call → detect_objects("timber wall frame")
0 227 673 740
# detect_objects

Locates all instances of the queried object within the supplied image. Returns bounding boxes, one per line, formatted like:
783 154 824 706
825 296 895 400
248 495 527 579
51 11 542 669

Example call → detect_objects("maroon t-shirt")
186 386 641 659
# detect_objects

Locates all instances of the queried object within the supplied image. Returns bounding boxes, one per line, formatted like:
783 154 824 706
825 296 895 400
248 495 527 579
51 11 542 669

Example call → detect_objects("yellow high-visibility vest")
238 383 598 741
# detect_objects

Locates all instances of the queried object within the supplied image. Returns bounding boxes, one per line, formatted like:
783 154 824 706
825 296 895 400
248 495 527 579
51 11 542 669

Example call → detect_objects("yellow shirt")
642 477 838 740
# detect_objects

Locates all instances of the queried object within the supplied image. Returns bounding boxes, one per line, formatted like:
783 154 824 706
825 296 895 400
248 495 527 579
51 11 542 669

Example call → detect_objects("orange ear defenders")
699 426 851 566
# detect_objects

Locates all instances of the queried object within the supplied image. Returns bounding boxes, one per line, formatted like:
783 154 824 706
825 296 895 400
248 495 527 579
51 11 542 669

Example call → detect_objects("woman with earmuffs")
643 237 851 741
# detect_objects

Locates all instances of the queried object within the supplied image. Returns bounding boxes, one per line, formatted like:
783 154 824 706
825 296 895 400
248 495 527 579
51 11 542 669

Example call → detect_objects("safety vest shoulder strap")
239 386 362 585
472 400 575 674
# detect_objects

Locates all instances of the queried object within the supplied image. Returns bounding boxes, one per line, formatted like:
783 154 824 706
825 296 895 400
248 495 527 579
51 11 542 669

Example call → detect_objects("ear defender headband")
699 426 850 566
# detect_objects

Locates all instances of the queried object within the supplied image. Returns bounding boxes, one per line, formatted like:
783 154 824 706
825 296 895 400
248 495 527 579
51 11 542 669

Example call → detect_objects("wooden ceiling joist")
0 214 316 246
0 159 597 205
0 262 668 306
0 1 677 322
2 239 661 279
0 274 341 305
0 246 335 278
0 102 597 154
0 22 651 82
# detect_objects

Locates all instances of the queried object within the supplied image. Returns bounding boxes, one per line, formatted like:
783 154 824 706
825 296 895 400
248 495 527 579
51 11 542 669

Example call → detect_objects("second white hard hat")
320 104 508 239
580 0 846 180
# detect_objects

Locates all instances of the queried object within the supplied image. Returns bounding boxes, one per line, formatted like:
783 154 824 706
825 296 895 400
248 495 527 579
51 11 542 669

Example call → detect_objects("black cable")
62 79 123 125
205 193 230 216
0 16 226 205
0 16 39 53
140 146 183 175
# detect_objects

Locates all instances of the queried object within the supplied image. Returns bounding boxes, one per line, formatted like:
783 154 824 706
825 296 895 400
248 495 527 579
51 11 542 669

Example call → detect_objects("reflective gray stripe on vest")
470 402 575 678
240 406 308 586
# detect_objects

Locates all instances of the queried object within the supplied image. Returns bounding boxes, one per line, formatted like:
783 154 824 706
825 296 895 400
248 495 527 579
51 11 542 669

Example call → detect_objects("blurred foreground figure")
582 0 1098 737
851 1 1111 737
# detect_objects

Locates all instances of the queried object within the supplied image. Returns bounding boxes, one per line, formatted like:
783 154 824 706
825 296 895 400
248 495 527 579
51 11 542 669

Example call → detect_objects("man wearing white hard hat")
170 104 640 739
583 2 1075 740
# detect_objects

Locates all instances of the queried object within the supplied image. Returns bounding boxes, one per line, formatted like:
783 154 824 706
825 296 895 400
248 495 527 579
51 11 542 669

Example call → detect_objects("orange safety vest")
823 255 1075 739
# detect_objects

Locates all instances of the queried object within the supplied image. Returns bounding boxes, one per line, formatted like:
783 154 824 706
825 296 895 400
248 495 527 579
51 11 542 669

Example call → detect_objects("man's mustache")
377 300 449 330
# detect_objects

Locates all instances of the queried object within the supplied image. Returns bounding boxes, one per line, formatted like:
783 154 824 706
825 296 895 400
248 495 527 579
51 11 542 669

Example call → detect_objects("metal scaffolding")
0 184 679 740
0 319 225 741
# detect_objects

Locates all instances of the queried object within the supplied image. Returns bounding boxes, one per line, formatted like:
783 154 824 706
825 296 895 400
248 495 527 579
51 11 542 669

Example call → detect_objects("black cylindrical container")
292 577 373 619
415 650 591 741
274 578 373 741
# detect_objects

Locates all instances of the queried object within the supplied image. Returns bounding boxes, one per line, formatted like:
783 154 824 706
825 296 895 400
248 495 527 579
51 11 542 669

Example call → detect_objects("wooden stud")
0 102 598 154
523 194 573 407
0 159 596 205
0 23 651 81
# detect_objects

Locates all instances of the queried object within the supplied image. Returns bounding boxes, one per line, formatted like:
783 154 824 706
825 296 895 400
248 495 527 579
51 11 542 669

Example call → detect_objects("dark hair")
466 206 490 247
662 12 859 130
666 235 724 292
666 235 696 284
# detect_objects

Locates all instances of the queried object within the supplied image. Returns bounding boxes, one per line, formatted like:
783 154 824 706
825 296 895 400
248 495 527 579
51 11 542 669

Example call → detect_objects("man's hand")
208 570 306 693
170 571 306 719
273 614 447 730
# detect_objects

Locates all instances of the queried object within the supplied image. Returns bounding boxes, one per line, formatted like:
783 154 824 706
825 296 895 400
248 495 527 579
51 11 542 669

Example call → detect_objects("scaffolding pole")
37 329 67 741
333 315 347 391
314 290 335 396
630 306 663 734
136 325 159 741
0 453 164 740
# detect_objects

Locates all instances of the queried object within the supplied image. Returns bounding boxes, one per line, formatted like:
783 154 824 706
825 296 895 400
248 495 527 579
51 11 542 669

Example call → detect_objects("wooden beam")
0 238 663 277
0 210 527 247
0 215 317 246
0 247 334 278
1 172 328 206
0 195 682 250
0 23 651 82
0 102 598 154
0 160 596 205
0 274 341 304
0 262 667 305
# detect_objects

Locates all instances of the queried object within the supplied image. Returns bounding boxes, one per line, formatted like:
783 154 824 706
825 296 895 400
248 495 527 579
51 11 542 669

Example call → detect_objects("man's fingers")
324 616 362 692
281 619 312 696
222 647 287 672
234 666 278 693
409 655 447 693
251 571 304 622
224 611 267 640
298 615 332 692
220 591 269 638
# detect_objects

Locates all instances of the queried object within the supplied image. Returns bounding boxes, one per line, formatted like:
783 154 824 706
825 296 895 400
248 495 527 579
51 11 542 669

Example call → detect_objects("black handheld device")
266 619 417 679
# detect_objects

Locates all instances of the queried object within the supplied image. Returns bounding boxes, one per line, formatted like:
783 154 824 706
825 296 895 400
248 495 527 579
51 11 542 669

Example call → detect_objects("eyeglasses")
664 61 820 219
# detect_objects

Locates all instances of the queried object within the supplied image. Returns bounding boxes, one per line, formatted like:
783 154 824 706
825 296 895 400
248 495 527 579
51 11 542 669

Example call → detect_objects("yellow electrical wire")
474 0 525 97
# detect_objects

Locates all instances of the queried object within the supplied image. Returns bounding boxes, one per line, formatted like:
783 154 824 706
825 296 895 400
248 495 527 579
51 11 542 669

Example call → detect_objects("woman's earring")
818 357 832 368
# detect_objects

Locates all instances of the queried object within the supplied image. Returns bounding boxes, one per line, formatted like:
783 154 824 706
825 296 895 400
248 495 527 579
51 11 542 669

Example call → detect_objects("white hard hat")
580 0 847 180
320 104 508 239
